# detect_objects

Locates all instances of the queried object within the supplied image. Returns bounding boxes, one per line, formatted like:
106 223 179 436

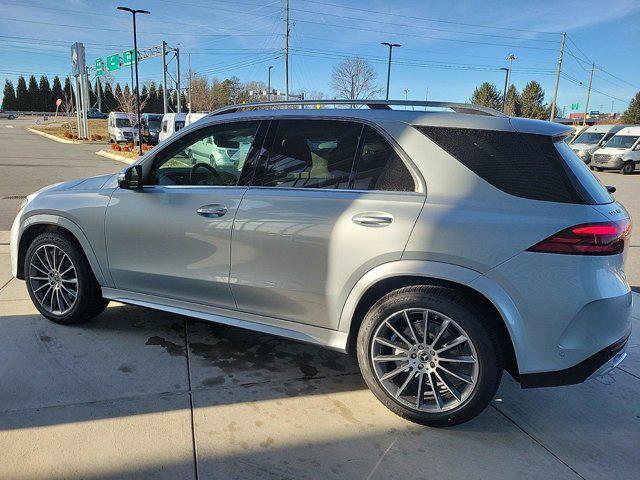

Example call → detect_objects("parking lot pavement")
1 129 640 478
0 119 122 230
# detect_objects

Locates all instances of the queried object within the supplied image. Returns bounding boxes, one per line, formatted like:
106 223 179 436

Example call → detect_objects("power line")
297 0 559 35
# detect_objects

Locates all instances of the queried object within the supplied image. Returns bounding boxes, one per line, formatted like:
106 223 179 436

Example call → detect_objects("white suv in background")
592 126 640 174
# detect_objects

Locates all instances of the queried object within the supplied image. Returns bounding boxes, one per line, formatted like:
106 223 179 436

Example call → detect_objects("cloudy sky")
1 0 639 113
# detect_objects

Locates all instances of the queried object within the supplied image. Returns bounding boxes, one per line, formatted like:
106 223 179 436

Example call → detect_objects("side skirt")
101 287 349 353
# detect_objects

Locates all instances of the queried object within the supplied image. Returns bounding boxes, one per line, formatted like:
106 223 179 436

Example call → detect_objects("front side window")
352 127 416 192
175 121 185 132
149 121 260 187
162 120 168 133
257 119 361 189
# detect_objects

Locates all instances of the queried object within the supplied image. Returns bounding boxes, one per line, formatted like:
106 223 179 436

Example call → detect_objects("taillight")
527 220 631 255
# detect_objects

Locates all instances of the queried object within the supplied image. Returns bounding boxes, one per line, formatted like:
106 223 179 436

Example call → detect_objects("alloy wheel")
28 244 78 316
370 308 479 413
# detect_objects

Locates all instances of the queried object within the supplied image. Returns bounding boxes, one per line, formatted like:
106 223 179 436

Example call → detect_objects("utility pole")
381 42 401 100
583 62 595 126
96 76 102 112
549 32 566 121
285 0 289 101
176 48 181 113
268 65 273 101
188 53 192 114
424 87 429 110
162 41 168 114
351 73 356 108
503 53 516 113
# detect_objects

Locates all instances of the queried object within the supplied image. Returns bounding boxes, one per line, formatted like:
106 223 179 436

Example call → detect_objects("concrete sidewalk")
0 235 639 479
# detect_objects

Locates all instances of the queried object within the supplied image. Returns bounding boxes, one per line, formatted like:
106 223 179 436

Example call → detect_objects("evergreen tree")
504 84 521 116
520 81 549 119
103 82 116 112
148 82 158 112
63 76 74 100
15 76 28 111
156 84 165 113
470 82 502 110
2 80 16 110
140 85 149 112
27 75 39 111
124 84 131 98
621 91 640 124
51 76 63 105
38 75 52 111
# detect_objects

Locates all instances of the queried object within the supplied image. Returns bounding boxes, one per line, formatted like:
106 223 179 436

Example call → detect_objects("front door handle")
352 212 393 227
197 204 227 218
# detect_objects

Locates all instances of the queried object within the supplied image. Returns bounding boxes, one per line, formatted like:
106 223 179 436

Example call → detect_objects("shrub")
112 144 121 151
121 145 131 152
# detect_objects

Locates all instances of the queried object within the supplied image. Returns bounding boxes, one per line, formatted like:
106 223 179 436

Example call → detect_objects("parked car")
0 109 18 119
158 112 186 142
107 112 137 144
10 100 631 427
87 108 108 119
140 113 164 145
565 125 588 144
591 125 640 174
570 124 627 164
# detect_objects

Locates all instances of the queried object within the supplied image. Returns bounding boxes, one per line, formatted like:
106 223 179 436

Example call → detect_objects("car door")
230 119 426 329
105 119 265 309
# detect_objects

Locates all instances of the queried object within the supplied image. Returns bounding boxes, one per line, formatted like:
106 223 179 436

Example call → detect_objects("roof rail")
208 99 505 117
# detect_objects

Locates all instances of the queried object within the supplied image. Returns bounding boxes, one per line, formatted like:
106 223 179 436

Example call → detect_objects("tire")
621 162 634 175
24 232 109 325
594 167 603 172
8 115 15 120
357 285 503 427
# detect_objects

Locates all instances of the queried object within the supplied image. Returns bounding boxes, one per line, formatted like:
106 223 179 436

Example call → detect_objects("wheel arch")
339 261 521 379
17 215 107 286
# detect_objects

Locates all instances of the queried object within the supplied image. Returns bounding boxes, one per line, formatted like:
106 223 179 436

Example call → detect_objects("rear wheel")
357 286 503 427
621 161 635 175
24 232 109 325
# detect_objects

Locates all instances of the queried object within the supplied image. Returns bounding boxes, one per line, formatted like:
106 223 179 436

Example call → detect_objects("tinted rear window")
416 126 610 204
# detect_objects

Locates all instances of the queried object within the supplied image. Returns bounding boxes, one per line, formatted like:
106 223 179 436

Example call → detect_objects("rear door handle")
197 204 227 218
352 212 393 227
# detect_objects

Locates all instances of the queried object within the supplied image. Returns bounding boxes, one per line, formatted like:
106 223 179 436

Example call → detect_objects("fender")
17 214 110 287
337 259 527 368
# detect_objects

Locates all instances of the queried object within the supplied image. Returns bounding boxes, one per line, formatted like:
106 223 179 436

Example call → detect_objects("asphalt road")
0 118 122 230
0 122 639 479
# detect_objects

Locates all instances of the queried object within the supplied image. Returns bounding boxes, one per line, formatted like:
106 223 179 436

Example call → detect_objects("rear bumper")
520 333 630 388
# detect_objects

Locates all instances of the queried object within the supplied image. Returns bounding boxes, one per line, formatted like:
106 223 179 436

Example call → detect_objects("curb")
27 128 80 144
95 149 137 164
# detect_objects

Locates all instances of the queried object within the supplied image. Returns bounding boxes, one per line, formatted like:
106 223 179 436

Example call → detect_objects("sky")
1 0 639 114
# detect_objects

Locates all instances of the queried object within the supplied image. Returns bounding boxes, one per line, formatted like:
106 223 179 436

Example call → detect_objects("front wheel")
24 232 109 325
357 286 503 427
621 161 635 175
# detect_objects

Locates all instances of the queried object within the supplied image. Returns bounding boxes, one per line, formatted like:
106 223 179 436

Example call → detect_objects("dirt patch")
31 118 108 142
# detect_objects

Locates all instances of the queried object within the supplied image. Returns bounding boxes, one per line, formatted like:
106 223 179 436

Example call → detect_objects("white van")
591 126 640 174
570 124 627 164
185 112 208 127
158 113 187 143
108 112 137 143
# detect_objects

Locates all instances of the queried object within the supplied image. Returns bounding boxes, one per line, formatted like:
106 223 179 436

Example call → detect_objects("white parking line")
4 125 14 128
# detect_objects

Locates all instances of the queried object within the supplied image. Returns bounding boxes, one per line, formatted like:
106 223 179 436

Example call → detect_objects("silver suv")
10 100 632 427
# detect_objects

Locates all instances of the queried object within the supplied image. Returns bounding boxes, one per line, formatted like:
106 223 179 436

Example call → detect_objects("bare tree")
189 75 211 111
61 91 75 135
330 57 383 101
116 88 147 145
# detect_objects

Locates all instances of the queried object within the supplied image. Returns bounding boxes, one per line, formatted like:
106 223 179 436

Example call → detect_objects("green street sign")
95 58 105 77
122 49 136 67
107 54 120 72
571 102 579 110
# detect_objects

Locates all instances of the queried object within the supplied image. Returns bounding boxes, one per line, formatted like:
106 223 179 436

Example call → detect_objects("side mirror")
599 140 606 146
606 185 616 194
117 164 143 190
634 144 640 151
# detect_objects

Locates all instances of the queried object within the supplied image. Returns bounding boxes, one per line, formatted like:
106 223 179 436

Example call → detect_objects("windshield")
605 135 639 149
115 118 131 128
148 119 162 129
573 132 605 145
175 121 185 131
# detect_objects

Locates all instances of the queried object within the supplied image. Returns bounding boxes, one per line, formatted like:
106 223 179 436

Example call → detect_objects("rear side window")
417 126 600 204
258 119 361 189
352 127 416 192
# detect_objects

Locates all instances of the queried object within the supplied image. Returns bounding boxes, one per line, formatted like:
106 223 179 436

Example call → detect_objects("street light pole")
117 6 150 156
268 65 273 101
381 42 401 100
500 68 509 113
